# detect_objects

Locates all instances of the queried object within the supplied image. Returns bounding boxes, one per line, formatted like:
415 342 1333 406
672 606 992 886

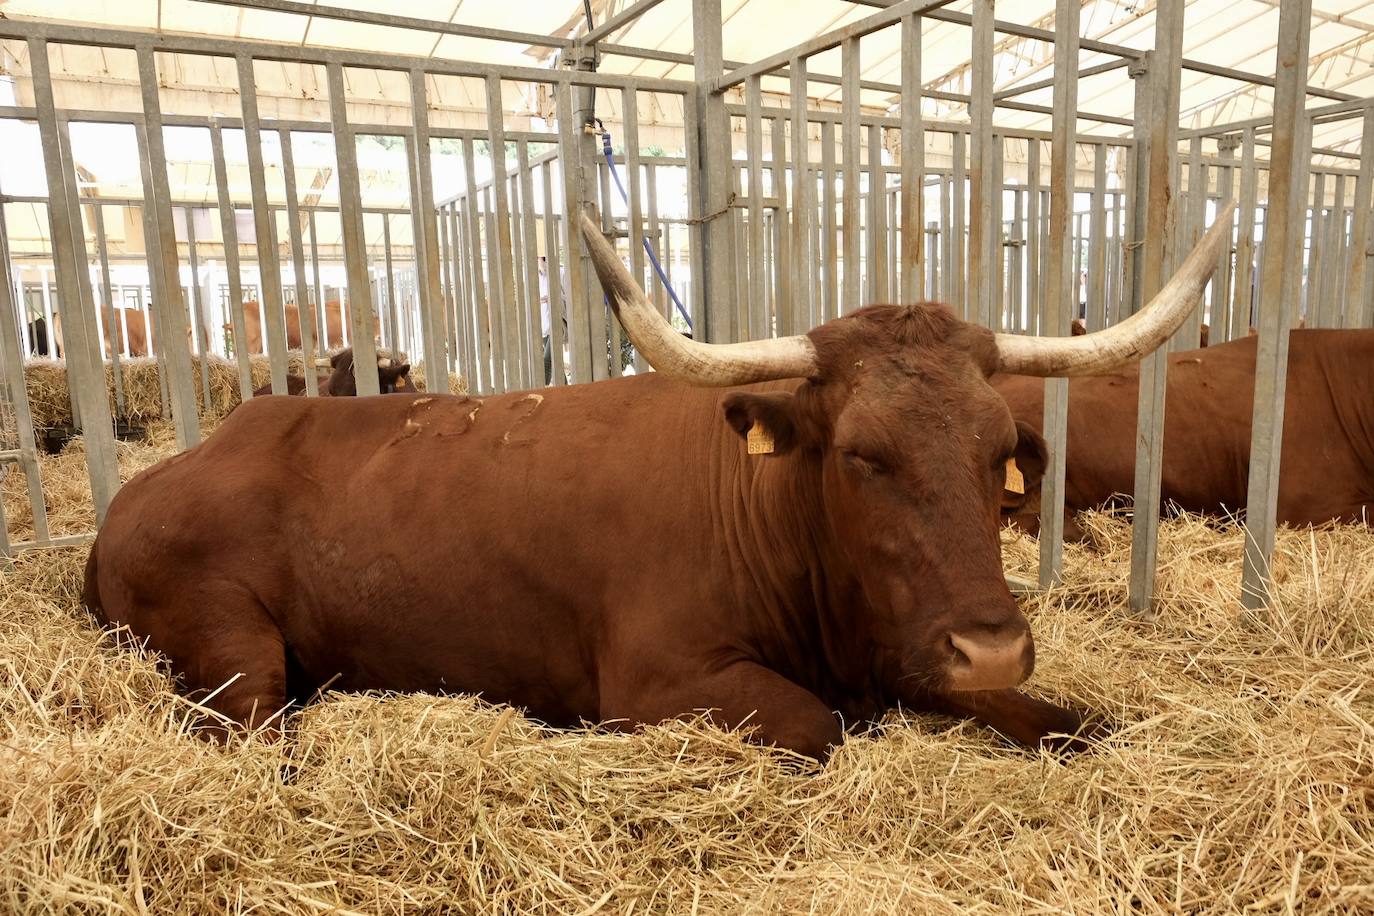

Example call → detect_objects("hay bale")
2 437 1372 911
16 353 466 435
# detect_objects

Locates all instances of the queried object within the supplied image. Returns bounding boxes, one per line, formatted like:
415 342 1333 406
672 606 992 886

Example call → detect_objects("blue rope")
596 124 694 331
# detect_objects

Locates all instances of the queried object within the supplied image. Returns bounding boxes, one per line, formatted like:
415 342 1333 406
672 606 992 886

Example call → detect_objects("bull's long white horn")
996 200 1236 376
578 212 817 386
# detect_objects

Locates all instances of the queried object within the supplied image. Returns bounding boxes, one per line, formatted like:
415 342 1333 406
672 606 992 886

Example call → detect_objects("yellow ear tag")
747 424 775 455
1004 457 1025 495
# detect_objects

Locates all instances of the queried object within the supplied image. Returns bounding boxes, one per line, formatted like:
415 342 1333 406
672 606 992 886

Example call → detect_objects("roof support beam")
575 0 671 46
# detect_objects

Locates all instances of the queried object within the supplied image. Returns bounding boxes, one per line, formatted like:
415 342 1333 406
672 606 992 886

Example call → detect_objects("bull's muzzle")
944 624 1034 692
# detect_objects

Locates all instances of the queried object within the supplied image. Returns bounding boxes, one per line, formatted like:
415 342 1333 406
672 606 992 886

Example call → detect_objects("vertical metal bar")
461 145 488 390
952 131 967 319
693 0 735 343
450 201 472 385
821 120 838 322
940 169 953 304
135 47 201 450
91 202 124 414
743 75 767 338
1212 134 1239 341
867 122 888 304
969 0 995 328
1347 106 1374 329
646 161 665 320
1230 128 1258 340
209 123 253 401
517 143 544 385
409 69 448 392
1306 172 1325 325
991 136 1004 329
278 127 319 396
438 201 456 369
1026 139 1041 333
1124 61 1151 320
326 62 380 396
900 13 924 303
771 114 791 337
1319 174 1345 328
841 37 861 314
681 89 706 331
1009 186 1024 331
183 208 214 407
556 84 592 385
542 162 567 384
1129 0 1185 615
0 203 51 543
1088 143 1107 331
308 210 327 348
596 155 618 379
34 103 120 520
382 216 398 352
790 59 814 331
483 75 519 392
1243 0 1311 606
236 54 290 392
1037 0 1079 587
621 89 648 369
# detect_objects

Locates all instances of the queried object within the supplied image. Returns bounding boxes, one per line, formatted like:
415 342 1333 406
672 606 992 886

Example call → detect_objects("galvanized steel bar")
1347 106 1374 328
821 120 839 322
1230 128 1258 339
556 87 593 385
867 122 889 304
1038 0 1079 587
900 13 924 303
91 202 124 414
183 208 214 407
842 37 861 314
326 62 381 397
1026 139 1041 333
968 0 995 329
542 163 567 385
517 143 544 384
1242 0 1311 607
789 59 815 330
1129 0 1184 616
1319 174 1345 328
693 0 736 344
952 131 967 319
382 216 398 352
209 123 254 401
745 76 767 338
136 46 201 448
484 75 519 391
409 69 449 392
1088 144 1107 332
770 115 792 337
0 203 51 543
279 127 320 396
462 138 494 390
237 54 290 390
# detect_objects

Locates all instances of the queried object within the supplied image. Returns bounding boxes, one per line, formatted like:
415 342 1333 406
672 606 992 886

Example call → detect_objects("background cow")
248 348 413 399
995 328 1374 537
227 301 381 355
82 208 1230 761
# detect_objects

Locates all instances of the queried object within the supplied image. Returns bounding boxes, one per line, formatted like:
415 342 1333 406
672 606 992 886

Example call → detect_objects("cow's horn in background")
378 357 392 368
995 200 1236 376
314 358 331 368
577 212 817 386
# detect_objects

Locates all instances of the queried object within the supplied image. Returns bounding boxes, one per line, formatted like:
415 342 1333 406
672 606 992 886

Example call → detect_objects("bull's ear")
722 392 807 456
1002 419 1048 511
382 364 412 389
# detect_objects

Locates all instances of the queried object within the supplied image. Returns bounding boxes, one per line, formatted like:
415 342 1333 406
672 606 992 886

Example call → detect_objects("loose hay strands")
2 435 1373 912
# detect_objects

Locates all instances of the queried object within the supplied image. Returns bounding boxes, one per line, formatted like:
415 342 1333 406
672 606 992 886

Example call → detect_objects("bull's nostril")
947 633 972 667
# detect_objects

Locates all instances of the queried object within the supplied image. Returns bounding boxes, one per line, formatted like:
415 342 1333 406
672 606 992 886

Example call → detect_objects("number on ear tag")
1004 457 1025 495
747 424 775 455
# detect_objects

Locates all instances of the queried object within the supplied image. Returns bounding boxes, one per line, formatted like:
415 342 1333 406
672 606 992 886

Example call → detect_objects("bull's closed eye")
841 449 888 478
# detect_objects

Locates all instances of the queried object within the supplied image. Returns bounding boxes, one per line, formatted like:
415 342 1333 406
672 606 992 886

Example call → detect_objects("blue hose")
596 124 694 331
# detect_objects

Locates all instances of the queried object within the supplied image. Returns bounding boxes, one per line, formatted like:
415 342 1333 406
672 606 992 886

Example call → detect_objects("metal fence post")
1242 0 1313 608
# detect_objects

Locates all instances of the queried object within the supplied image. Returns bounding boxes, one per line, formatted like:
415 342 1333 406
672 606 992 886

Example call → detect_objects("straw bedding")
2 427 1372 913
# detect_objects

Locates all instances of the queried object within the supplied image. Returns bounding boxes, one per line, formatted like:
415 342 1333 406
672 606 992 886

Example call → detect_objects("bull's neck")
715 436 885 712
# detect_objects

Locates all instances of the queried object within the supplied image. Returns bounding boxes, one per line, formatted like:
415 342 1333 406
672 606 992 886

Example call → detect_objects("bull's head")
580 205 1232 701
315 348 413 396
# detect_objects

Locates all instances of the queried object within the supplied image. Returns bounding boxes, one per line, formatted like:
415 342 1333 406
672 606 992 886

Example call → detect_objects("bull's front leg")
600 658 843 762
918 688 1101 753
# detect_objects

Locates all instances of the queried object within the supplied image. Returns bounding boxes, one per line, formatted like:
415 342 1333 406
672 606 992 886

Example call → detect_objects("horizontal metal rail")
0 19 692 94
